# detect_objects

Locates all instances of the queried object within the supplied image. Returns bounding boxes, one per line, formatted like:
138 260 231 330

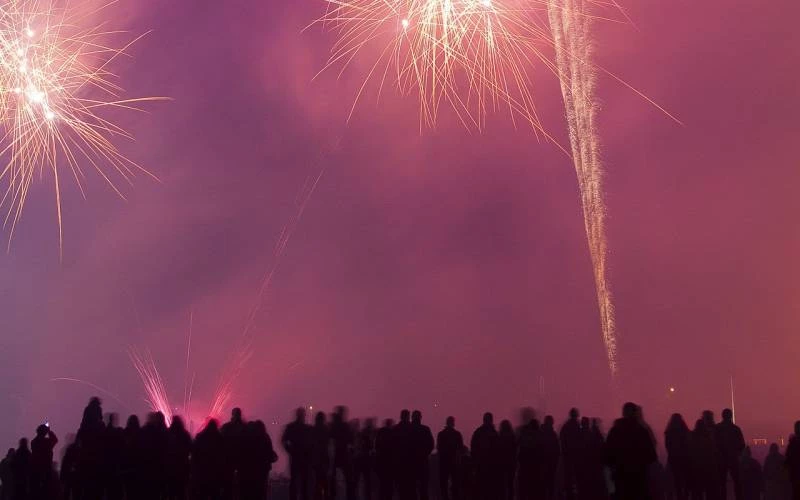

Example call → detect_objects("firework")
315 0 565 132
0 0 165 251
547 0 617 376
129 348 173 425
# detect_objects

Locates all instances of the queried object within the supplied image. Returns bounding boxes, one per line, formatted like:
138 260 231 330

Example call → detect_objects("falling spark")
547 0 617 376
0 0 166 252
129 348 173 425
50 376 131 410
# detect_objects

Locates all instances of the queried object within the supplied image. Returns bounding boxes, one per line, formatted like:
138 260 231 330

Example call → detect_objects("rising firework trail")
0 0 166 253
547 0 616 376
208 141 335 418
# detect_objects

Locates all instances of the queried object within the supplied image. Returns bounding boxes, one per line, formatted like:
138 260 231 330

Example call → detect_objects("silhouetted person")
394 410 415 500
375 419 394 500
59 436 77 500
140 412 169 498
716 408 745 500
541 415 560 500
437 417 463 500
0 448 14 500
471 412 500 500
221 408 248 500
283 408 313 500
329 406 355 500
583 419 608 500
562 408 583 500
605 402 657 500
76 398 105 500
30 424 57 500
192 419 225 500
785 421 800 500
354 418 376 500
740 447 763 500
240 420 277 500
121 415 144 500
310 412 330 500
103 414 125 500
497 420 517 500
408 410 434 500
689 419 717 500
763 443 789 500
11 438 31 500
517 414 540 500
166 416 192 500
665 414 691 500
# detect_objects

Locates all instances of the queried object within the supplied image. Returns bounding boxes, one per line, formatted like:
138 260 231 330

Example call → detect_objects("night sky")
1 0 799 452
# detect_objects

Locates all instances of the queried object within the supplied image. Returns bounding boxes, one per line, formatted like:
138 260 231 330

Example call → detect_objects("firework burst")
0 0 165 252
315 0 568 132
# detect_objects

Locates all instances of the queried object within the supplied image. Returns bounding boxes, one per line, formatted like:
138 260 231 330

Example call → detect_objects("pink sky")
1 0 799 451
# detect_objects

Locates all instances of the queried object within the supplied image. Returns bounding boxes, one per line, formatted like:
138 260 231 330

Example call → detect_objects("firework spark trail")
183 310 194 419
50 377 131 410
208 142 335 418
547 0 616 376
129 349 173 425
0 0 166 252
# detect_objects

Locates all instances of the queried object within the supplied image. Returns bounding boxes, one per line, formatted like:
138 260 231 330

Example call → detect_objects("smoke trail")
547 0 618 376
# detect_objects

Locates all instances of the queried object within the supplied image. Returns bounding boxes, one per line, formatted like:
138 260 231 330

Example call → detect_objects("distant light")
401 18 410 30
669 387 676 393
26 28 35 37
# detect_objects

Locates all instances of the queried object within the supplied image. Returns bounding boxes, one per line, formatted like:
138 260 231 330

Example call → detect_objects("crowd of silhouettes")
2 397 800 500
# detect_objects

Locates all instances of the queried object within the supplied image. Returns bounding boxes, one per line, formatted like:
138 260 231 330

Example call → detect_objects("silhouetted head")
231 408 243 422
544 415 554 428
400 409 410 423
36 424 49 437
18 438 28 451
743 446 752 459
769 443 779 455
581 417 590 430
202 419 220 434
622 402 638 419
315 412 326 427
5 449 13 459
170 416 186 433
666 413 688 434
107 413 118 428
126 415 140 431
295 407 306 423
519 407 535 426
721 409 734 423
591 418 602 431
153 412 167 428
412 410 422 424
446 416 455 429
483 412 494 426
383 418 394 428
569 408 579 420
499 420 513 435
364 418 376 430
702 410 715 426
334 406 348 422
694 419 705 432
794 420 800 437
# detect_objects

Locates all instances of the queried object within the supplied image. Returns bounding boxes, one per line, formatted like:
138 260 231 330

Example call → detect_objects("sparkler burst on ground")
547 0 617 376
129 348 174 425
0 0 164 251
